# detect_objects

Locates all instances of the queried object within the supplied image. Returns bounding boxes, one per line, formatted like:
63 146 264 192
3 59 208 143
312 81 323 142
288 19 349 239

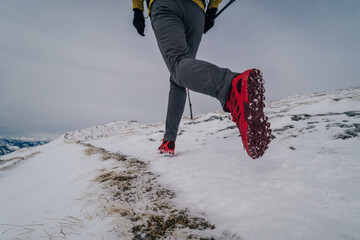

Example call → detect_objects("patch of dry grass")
80 142 217 240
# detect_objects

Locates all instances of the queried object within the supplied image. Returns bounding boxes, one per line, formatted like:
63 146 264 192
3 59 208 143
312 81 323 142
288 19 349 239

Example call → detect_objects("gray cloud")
1 0 359 138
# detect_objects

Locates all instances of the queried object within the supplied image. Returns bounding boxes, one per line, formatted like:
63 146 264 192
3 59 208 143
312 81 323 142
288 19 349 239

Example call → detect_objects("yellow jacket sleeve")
132 0 144 11
208 0 222 9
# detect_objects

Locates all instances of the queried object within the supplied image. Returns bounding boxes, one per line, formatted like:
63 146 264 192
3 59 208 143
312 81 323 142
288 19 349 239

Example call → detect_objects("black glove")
133 8 145 37
204 8 217 34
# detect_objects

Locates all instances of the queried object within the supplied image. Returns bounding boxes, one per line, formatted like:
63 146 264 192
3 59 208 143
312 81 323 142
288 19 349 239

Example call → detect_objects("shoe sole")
232 69 271 159
157 151 174 155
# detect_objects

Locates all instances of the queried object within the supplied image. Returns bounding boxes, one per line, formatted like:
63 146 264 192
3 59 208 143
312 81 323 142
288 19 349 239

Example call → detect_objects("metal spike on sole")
246 69 272 159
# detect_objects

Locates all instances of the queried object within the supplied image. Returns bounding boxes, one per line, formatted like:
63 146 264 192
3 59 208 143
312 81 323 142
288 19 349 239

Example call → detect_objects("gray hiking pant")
150 0 238 141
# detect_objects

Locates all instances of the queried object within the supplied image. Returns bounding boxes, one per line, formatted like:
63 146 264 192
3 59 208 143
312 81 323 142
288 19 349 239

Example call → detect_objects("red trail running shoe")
157 140 175 155
226 69 271 159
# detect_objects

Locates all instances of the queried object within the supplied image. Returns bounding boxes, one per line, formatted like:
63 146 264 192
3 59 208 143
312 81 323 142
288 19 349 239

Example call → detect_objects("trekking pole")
213 0 237 20
187 88 194 119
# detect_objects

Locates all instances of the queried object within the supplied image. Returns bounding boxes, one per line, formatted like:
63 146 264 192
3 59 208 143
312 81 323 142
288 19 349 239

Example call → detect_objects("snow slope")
0 87 359 240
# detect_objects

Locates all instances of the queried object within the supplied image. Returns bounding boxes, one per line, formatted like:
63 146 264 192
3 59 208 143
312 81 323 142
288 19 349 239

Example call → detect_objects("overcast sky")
0 0 359 139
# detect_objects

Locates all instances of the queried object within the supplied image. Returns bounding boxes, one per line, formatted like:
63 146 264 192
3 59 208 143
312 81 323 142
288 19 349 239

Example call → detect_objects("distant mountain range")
0 137 49 156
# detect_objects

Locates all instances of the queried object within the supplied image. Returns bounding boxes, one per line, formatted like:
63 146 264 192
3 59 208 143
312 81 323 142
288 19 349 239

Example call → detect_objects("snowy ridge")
0 87 359 240
267 86 360 115
63 120 147 142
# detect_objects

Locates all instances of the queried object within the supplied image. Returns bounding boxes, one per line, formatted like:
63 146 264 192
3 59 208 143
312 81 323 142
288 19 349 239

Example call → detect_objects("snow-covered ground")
0 87 359 240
